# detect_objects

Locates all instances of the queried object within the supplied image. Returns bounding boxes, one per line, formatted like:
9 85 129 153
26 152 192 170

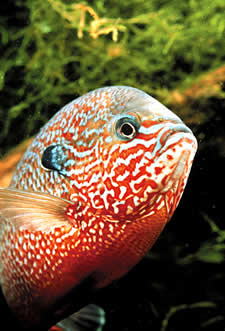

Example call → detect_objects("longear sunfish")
0 86 197 330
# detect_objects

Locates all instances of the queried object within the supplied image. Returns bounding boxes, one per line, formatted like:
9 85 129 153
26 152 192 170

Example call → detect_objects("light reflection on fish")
0 86 197 330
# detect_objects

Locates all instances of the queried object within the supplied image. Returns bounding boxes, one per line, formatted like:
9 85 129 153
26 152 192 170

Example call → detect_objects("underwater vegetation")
0 0 225 330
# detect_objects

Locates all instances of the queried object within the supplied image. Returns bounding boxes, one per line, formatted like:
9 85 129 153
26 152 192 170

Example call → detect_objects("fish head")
97 87 198 222
11 86 197 224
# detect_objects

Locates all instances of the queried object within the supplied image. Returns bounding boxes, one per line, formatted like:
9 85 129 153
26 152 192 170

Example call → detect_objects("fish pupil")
120 122 135 137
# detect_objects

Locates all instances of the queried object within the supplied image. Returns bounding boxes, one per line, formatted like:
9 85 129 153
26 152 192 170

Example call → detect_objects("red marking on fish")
0 86 197 329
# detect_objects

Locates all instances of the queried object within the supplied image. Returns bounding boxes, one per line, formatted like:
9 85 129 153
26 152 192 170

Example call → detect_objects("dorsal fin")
0 188 74 233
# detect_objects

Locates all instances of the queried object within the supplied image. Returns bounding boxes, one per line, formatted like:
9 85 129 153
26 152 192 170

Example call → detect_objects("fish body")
0 86 197 329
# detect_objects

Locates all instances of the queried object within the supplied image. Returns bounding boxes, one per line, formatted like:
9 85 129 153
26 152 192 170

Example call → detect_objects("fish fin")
0 187 74 232
55 304 106 331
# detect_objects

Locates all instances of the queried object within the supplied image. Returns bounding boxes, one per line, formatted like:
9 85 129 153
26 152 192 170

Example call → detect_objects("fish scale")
0 86 197 330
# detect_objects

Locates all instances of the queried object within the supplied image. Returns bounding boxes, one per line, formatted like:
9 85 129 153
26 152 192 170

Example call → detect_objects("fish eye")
116 116 140 140
41 144 66 172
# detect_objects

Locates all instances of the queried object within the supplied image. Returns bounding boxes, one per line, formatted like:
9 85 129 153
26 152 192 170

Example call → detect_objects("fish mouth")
161 121 193 146
151 119 196 158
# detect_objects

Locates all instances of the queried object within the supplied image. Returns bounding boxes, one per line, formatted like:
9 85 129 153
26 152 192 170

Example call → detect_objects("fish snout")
145 117 197 158
160 120 194 146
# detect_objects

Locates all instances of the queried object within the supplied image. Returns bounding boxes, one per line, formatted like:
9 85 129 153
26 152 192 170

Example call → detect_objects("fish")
0 86 197 330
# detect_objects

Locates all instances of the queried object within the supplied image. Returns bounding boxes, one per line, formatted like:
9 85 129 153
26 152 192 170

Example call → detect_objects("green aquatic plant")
161 301 224 331
0 0 225 155
178 214 225 264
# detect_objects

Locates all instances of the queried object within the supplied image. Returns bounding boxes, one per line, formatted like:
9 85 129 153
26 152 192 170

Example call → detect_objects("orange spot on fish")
154 166 165 175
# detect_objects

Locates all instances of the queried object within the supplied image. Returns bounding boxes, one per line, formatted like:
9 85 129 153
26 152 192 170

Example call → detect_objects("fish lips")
160 121 195 146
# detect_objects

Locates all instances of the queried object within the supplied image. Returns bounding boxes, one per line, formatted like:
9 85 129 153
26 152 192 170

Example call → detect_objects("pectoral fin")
0 188 74 233
54 304 106 331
